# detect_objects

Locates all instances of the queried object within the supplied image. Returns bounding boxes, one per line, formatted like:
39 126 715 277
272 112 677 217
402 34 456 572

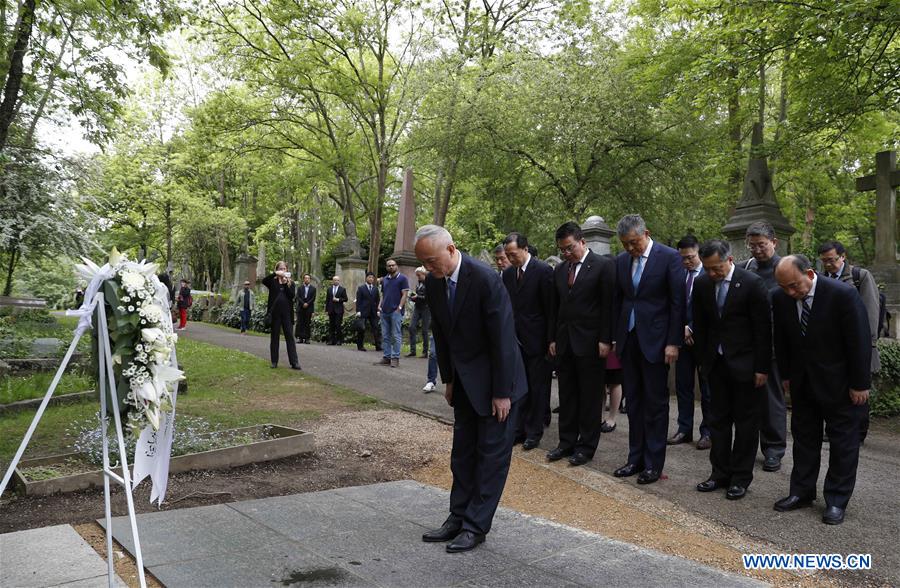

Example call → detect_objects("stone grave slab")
0 524 125 587
106 480 765 587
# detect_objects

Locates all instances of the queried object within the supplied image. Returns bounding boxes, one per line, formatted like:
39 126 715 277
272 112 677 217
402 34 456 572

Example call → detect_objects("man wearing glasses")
742 222 787 473
546 222 616 467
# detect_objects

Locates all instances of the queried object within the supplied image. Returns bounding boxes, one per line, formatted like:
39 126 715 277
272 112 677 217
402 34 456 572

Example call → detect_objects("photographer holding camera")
262 261 301 370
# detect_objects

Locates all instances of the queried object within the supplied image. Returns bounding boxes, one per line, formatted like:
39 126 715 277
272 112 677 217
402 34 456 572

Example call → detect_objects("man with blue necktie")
612 214 685 485
669 235 713 450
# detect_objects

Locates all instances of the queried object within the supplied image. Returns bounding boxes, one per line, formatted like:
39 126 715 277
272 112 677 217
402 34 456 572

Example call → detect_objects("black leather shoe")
568 452 591 466
446 530 485 553
763 456 782 472
522 438 540 451
270 363 277 369
290 365 302 370
667 432 691 445
422 519 462 542
637 469 661 484
552 406 560 413
696 479 724 492
514 434 527 445
773 495 814 512
822 506 845 525
600 421 616 433
613 463 641 477
546 447 574 462
726 485 747 500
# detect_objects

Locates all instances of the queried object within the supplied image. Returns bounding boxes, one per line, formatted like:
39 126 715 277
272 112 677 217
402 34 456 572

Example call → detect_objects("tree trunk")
0 0 36 153
24 23 72 147
165 200 173 270
368 160 387 274
3 245 19 297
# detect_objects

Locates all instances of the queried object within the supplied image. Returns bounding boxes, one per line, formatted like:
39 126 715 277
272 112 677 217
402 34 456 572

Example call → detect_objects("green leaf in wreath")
103 279 120 309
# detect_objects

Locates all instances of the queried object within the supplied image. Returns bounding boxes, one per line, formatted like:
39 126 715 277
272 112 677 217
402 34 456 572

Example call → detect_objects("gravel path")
183 322 899 587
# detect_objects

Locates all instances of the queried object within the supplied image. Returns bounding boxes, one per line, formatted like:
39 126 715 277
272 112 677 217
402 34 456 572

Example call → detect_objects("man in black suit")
612 214 685 485
355 271 382 351
295 273 317 344
772 255 871 525
325 275 348 345
691 240 771 500
669 235 713 450
546 222 615 466
415 224 526 553
501 232 554 451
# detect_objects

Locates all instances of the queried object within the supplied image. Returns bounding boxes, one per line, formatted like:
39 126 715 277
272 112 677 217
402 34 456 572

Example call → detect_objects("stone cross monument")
856 149 899 338
722 123 796 259
391 167 421 284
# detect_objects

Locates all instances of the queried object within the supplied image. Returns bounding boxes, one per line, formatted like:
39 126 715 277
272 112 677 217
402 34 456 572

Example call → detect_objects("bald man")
771 255 871 525
325 275 348 345
415 224 526 553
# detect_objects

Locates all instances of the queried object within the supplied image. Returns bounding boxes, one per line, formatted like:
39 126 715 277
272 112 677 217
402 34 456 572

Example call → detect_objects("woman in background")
262 261 301 370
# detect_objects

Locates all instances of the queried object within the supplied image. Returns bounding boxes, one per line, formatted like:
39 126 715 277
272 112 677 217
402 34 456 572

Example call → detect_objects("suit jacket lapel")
450 256 472 331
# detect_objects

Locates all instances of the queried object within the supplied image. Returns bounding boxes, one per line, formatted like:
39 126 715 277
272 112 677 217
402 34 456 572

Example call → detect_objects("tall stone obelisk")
722 123 796 259
392 167 420 284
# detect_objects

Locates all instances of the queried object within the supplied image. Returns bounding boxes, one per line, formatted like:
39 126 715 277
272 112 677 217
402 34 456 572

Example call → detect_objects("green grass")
0 314 90 360
194 321 268 338
0 370 95 404
0 337 378 466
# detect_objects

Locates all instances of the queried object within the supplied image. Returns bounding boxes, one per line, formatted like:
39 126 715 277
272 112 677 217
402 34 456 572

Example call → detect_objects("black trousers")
621 332 669 472
270 308 299 367
408 305 431 355
517 351 552 441
790 378 866 509
356 314 382 350
759 357 787 459
328 312 343 344
295 307 313 341
448 376 519 535
707 357 763 488
556 348 605 457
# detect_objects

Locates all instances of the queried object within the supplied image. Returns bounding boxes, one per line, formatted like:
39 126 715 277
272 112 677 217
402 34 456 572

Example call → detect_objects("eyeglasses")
558 242 579 254
820 256 841 264
746 242 772 251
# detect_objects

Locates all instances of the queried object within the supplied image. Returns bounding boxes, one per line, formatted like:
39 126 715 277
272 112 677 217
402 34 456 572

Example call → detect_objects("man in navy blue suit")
415 224 527 553
612 214 685 484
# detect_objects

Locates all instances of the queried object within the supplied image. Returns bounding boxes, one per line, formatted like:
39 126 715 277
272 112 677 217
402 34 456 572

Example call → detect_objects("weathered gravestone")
582 215 615 256
722 123 796 259
856 150 900 338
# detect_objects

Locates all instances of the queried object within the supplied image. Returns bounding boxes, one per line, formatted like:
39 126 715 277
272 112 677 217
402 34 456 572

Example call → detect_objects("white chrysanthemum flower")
120 271 145 293
127 305 135 312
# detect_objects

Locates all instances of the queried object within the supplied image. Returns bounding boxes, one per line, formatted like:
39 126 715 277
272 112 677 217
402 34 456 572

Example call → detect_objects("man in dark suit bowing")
772 255 871 525
502 232 554 451
612 214 685 484
354 271 382 351
415 224 526 553
546 222 615 466
691 240 771 500
295 274 317 344
325 275 348 345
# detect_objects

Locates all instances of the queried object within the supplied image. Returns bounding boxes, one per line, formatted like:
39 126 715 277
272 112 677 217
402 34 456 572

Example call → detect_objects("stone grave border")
12 424 314 497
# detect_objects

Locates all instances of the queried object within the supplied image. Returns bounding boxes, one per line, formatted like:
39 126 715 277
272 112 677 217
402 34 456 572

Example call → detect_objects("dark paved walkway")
183 323 900 585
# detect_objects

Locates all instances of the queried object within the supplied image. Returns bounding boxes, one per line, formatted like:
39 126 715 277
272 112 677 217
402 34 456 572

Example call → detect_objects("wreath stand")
0 292 147 588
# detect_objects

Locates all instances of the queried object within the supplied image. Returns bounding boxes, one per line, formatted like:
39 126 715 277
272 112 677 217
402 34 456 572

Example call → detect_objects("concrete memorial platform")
0 524 126 587
105 480 762 587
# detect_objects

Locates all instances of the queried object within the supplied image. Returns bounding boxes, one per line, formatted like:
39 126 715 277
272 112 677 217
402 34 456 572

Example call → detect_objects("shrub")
871 339 900 418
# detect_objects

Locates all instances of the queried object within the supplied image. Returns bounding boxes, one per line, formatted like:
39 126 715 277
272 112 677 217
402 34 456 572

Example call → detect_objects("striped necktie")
800 296 811 336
